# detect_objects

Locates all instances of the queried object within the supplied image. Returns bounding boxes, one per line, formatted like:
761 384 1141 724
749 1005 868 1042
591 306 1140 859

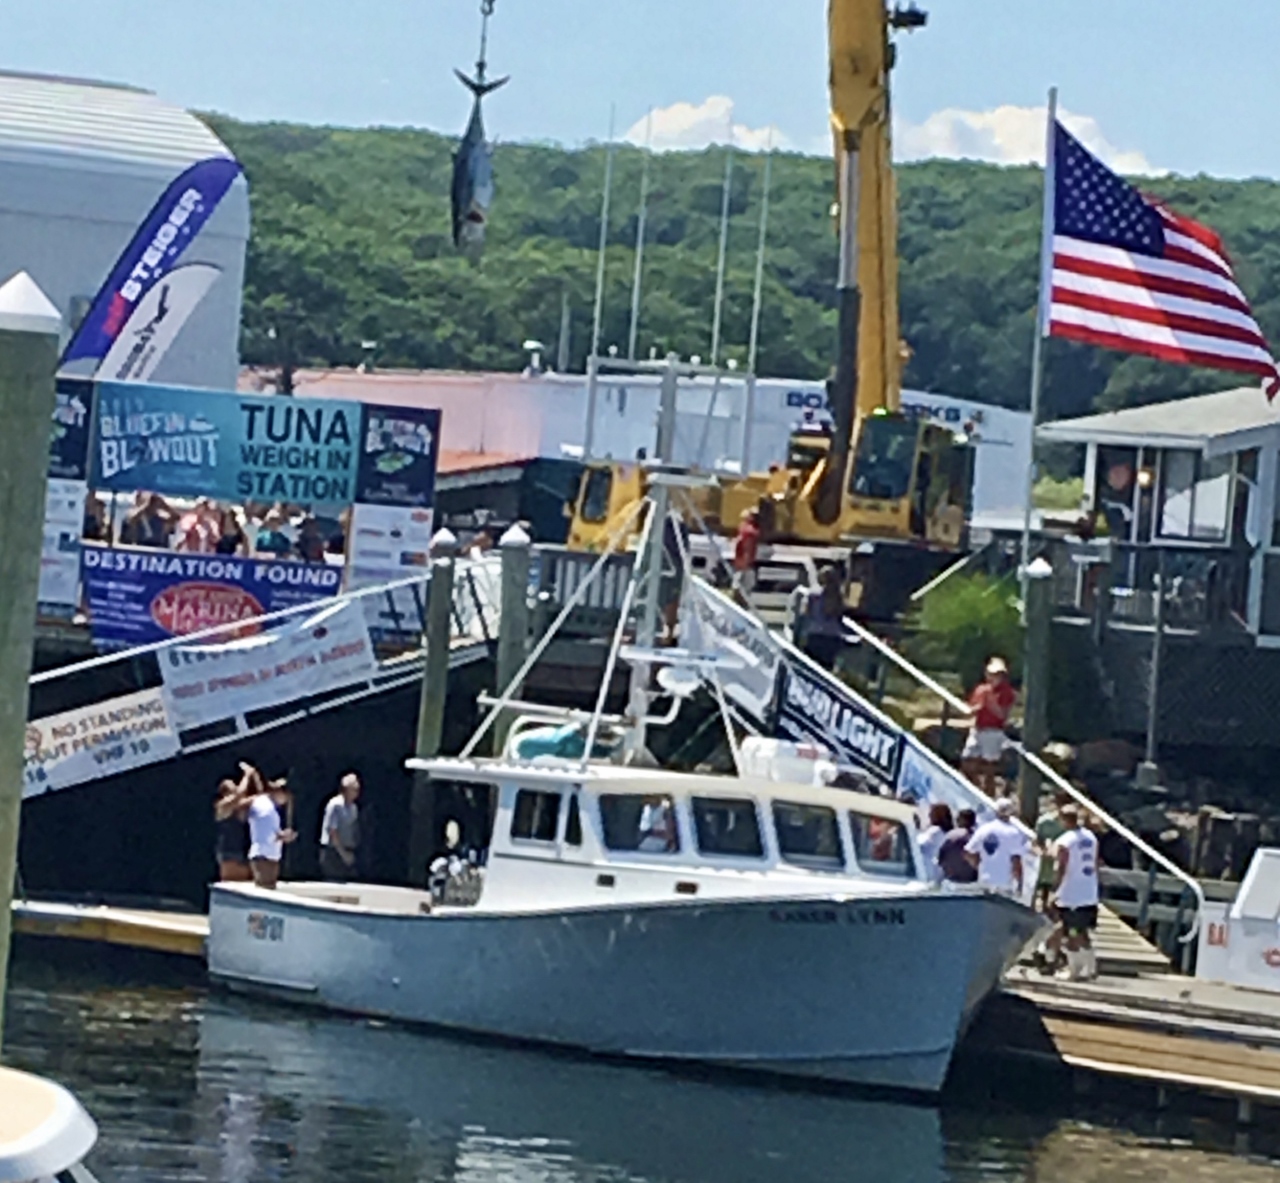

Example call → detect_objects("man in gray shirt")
319 773 362 881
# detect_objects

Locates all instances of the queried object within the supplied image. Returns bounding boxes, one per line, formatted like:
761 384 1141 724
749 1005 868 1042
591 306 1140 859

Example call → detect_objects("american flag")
1048 121 1280 399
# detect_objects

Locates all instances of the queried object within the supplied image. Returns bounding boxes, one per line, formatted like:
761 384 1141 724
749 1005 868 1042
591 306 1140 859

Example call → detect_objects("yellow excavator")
567 0 974 621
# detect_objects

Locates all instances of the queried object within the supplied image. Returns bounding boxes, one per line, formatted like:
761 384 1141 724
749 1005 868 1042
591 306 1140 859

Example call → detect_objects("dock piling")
1019 557 1053 823
408 530 458 885
0 273 61 1054
493 525 531 755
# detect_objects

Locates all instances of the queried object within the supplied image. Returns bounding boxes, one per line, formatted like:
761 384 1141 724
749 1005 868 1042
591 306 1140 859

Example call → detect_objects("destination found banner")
89 381 363 505
355 405 441 507
81 546 343 649
775 662 904 787
159 600 378 730
23 688 180 799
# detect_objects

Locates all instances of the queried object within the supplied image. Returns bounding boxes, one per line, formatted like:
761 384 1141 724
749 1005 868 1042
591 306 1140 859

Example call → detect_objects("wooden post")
492 524 531 756
407 530 457 886
1019 557 1054 824
0 273 61 1056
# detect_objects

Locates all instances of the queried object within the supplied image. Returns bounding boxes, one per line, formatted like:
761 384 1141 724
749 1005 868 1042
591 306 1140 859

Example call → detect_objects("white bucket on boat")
738 737 837 786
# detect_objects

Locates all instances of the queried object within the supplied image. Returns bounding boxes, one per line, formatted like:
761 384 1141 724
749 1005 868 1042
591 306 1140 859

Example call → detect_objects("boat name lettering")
247 912 285 942
768 906 906 927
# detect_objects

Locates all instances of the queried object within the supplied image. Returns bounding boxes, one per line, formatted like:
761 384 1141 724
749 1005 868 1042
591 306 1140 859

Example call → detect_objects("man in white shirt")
964 797 1027 896
319 773 362 882
1052 804 1100 981
248 780 296 889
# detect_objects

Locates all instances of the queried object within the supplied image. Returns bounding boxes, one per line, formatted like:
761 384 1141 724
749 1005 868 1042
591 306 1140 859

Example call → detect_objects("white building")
250 367 1032 535
0 70 247 388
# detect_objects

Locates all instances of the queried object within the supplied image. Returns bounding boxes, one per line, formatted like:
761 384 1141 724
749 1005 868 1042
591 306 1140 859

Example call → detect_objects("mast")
584 104 617 460
627 109 654 361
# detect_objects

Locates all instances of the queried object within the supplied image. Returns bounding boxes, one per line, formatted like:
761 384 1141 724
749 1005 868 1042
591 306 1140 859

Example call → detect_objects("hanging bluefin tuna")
452 0 508 251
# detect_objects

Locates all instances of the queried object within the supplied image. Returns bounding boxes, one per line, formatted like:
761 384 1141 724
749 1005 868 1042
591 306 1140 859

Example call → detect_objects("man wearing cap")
961 656 1016 796
964 797 1028 897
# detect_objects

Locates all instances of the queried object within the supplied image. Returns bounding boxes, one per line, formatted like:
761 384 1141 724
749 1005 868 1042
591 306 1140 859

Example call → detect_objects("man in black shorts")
1052 804 1100 981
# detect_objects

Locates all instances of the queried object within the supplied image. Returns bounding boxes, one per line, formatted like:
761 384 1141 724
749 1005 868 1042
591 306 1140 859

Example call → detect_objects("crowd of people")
215 765 362 889
83 491 347 563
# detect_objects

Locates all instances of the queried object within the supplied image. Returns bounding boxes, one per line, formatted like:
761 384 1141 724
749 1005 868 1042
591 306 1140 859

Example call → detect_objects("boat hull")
208 885 1039 1094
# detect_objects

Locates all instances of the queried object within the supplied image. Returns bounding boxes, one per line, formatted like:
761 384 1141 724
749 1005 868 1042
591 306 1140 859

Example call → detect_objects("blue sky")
6 1 1279 177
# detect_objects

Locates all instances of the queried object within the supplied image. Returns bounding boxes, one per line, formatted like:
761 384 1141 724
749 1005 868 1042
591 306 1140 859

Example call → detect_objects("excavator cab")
566 462 646 552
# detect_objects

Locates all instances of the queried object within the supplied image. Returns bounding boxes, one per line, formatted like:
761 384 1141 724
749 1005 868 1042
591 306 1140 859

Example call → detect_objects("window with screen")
773 801 844 871
511 790 560 843
599 794 680 854
692 797 764 859
848 813 915 878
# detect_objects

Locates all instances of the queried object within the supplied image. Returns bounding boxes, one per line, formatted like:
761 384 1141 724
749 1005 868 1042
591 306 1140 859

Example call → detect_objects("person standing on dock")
938 809 979 884
319 773 362 882
1052 804 1100 981
247 778 297 889
214 768 255 882
732 508 761 596
960 657 1016 796
964 798 1027 897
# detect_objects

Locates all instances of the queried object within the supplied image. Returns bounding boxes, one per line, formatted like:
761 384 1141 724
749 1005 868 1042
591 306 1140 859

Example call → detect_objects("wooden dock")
11 900 208 959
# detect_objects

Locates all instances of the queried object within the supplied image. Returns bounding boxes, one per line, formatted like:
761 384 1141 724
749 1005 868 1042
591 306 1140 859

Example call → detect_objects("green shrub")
911 573 1023 691
1034 475 1085 511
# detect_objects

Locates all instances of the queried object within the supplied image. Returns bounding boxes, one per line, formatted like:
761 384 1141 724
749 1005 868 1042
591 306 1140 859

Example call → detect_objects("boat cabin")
414 759 929 912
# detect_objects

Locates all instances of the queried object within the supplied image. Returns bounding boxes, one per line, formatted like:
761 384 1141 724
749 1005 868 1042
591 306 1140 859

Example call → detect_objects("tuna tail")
454 69 510 99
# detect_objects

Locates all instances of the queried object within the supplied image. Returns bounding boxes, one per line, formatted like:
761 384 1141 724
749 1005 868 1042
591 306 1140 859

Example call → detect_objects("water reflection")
6 958 1280 1183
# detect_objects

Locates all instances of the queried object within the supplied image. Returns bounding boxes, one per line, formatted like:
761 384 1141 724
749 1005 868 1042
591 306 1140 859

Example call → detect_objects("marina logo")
150 582 264 638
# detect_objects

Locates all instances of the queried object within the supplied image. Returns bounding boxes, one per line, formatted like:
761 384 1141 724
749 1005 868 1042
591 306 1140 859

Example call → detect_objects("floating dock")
12 899 207 959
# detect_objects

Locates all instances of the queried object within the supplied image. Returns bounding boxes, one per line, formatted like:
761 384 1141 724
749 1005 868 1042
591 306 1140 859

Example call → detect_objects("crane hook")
476 0 496 86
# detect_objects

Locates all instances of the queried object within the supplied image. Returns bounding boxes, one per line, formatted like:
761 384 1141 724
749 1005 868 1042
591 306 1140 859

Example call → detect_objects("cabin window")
511 790 560 843
773 802 844 871
848 813 915 878
599 794 680 854
692 797 764 859
564 796 583 847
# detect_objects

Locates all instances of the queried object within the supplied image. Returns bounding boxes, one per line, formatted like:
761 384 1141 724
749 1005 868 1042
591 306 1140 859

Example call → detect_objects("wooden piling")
492 525 531 756
1019 557 1053 823
0 274 61 1056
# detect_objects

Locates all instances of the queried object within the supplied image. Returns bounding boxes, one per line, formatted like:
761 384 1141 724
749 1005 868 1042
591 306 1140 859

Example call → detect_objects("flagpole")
627 109 653 362
1020 86 1058 588
742 133 774 471
584 104 617 460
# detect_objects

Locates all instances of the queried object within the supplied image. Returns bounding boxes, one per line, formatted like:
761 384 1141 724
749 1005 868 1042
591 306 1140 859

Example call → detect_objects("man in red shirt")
961 655 1016 796
733 508 761 595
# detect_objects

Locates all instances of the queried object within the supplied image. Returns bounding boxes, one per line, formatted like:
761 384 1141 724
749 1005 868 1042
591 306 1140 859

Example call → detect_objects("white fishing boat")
208 465 1042 1094
0 1064 100 1183
209 750 1040 1092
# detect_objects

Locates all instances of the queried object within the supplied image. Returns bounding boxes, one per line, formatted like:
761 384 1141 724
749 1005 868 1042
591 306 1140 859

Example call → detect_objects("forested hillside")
207 114 1280 422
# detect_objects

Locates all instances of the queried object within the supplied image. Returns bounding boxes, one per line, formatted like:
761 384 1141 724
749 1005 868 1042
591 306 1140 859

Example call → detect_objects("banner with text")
89 381 363 505
50 378 94 480
776 662 904 787
159 599 377 730
39 478 87 617
679 582 782 724
23 688 180 799
80 546 343 649
355 405 440 507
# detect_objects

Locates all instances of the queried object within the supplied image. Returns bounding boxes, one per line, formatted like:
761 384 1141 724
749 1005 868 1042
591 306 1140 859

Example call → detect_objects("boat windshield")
847 812 916 879
773 801 845 871
600 793 680 854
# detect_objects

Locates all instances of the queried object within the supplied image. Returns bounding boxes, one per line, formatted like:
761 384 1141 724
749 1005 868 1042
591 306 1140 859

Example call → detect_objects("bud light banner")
89 382 362 505
80 545 343 649
355 406 441 507
62 157 243 366
775 662 903 787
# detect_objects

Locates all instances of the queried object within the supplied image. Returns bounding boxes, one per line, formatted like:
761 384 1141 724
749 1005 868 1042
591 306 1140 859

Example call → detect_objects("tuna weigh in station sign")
90 381 363 505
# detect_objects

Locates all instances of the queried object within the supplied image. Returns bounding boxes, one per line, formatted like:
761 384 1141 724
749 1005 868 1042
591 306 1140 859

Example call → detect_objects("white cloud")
623 96 790 153
895 104 1163 176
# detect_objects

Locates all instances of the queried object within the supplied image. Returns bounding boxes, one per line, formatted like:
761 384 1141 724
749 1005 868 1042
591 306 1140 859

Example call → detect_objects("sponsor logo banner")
159 600 377 730
62 156 242 365
680 582 782 724
23 688 180 799
776 662 903 785
50 378 94 480
89 381 363 504
355 405 440 507
80 546 342 649
897 736 994 821
347 503 435 587
97 262 222 383
38 478 87 617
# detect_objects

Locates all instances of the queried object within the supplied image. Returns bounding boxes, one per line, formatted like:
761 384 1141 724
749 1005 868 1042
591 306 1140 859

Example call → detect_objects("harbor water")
7 954 1280 1183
